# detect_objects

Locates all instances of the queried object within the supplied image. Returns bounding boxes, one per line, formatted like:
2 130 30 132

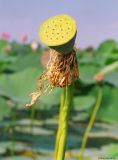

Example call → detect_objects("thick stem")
55 88 66 158
79 87 103 160
55 85 73 160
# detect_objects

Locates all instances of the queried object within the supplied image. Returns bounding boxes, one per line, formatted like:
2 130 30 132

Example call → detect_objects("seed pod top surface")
39 14 77 47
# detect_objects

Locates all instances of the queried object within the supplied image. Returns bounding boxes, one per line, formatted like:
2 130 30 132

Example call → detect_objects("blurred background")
0 0 118 159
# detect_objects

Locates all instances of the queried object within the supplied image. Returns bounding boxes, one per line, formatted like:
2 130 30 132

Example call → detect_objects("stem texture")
55 85 73 160
79 87 103 160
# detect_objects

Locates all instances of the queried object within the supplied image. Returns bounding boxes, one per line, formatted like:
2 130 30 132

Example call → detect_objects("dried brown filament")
26 49 79 108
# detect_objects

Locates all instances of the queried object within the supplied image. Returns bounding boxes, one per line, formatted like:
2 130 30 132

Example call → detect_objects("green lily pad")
0 40 8 52
74 95 96 111
39 88 61 109
0 52 16 63
8 53 43 72
97 86 118 123
102 144 118 157
105 72 118 87
97 40 118 64
98 40 117 53
0 98 11 120
72 112 89 121
79 65 100 84
0 68 42 104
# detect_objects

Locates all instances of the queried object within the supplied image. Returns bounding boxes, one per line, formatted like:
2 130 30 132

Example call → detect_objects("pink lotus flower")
20 34 28 42
1 32 10 40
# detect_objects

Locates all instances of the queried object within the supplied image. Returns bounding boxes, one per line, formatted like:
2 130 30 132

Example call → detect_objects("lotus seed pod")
39 14 77 54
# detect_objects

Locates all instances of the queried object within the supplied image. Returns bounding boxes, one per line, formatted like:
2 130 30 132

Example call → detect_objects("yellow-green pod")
39 14 77 54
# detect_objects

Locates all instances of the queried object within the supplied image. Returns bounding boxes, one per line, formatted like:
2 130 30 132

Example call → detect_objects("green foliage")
106 72 118 87
0 98 11 119
0 40 8 51
0 68 41 103
98 40 117 53
103 144 118 157
0 39 118 159
79 65 100 84
74 95 96 111
97 86 118 123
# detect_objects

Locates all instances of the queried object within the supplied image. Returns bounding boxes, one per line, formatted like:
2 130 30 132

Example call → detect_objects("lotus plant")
1 32 10 40
26 14 79 160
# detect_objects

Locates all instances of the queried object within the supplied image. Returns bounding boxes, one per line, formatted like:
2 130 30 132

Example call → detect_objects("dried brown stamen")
26 49 79 107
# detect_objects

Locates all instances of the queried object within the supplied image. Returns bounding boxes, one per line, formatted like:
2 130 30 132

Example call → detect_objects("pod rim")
39 14 77 47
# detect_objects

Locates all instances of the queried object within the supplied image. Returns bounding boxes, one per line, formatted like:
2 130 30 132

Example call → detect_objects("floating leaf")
98 40 117 53
79 65 101 84
0 68 42 104
102 144 118 157
39 88 61 109
0 40 8 52
8 53 43 72
97 86 118 123
72 112 89 121
105 72 118 87
0 98 11 120
74 95 96 111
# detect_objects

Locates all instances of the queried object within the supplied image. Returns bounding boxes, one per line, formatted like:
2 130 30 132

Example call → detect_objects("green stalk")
79 87 103 160
55 85 73 160
55 88 66 157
